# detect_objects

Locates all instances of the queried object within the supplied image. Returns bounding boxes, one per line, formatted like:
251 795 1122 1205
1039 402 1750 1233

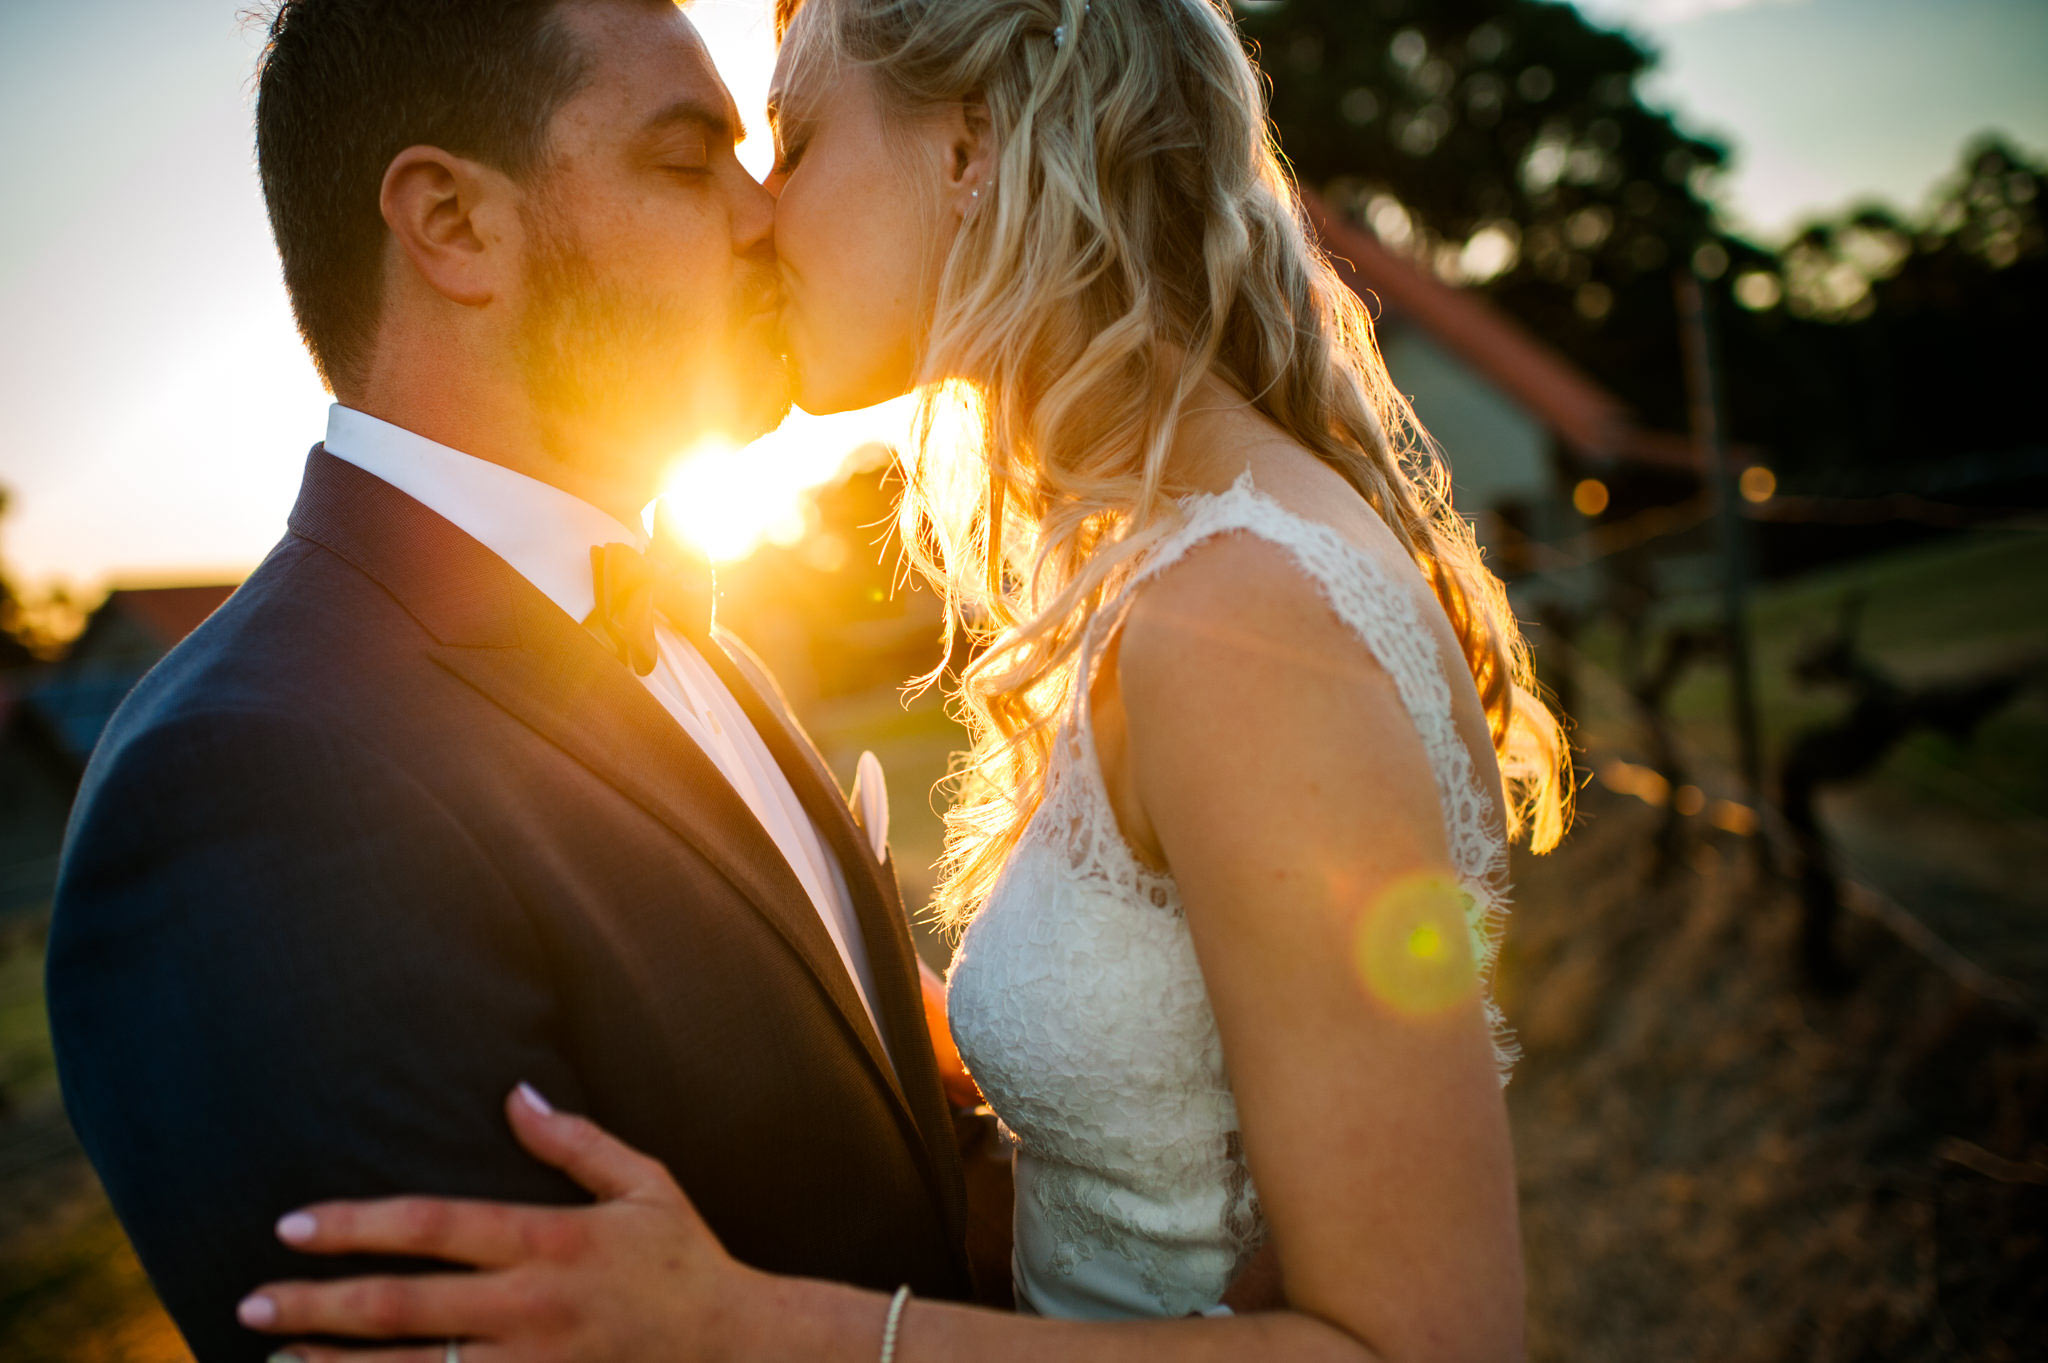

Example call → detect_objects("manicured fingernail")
276 1211 317 1244
516 1081 553 1115
237 1293 277 1328
268 1354 304 1363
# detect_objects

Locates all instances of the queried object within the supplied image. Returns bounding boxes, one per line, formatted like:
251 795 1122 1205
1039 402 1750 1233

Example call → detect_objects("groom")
45 0 973 1356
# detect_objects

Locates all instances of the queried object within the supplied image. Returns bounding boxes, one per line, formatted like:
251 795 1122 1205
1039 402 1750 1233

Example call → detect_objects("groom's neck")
344 353 657 527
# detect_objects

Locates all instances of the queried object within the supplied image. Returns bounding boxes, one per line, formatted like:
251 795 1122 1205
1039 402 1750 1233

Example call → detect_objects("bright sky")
0 0 2041 592
1576 0 2048 240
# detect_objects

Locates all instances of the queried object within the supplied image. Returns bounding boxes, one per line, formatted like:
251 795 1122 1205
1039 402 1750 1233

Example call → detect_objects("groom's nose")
729 165 777 262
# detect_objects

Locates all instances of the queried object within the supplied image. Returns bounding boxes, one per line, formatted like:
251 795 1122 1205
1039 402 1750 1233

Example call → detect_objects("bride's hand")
238 1084 762 1362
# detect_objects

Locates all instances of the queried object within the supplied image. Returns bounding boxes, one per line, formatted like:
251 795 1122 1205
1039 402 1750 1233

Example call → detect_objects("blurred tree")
0 488 73 664
0 487 38 667
1772 138 2044 326
1845 138 2044 472
1725 136 2047 490
1236 2 2047 514
1232 0 1742 429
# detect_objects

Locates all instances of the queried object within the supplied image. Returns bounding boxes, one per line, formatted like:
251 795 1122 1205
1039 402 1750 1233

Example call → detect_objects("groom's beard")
513 207 792 479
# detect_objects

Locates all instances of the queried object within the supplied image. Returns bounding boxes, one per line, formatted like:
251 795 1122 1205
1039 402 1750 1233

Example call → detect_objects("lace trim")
1065 470 1521 1085
1055 714 1180 912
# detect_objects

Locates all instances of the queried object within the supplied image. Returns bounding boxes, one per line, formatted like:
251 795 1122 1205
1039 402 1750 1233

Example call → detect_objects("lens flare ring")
1352 871 1483 1017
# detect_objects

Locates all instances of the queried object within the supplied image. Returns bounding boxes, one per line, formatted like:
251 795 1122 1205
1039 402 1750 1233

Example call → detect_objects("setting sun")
658 437 802 563
653 400 915 563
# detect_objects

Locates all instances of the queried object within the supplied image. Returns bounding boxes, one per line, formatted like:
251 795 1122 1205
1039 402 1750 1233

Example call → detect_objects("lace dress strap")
1075 471 1521 1083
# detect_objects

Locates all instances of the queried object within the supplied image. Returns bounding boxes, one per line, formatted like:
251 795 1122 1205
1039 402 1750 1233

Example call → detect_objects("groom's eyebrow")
641 96 747 149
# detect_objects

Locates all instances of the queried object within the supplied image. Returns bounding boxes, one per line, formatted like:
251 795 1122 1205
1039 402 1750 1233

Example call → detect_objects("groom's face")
511 1 788 477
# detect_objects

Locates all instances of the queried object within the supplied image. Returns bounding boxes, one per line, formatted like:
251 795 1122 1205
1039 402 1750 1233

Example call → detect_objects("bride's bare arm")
1110 534 1526 1361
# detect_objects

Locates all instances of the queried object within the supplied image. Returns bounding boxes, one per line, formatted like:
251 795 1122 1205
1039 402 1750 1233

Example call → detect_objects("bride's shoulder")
1112 500 1400 709
1107 451 1456 732
1123 462 1406 633
1108 501 1449 854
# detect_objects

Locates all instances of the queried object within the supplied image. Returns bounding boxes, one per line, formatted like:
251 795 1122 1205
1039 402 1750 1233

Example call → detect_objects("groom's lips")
737 285 783 333
736 299 785 356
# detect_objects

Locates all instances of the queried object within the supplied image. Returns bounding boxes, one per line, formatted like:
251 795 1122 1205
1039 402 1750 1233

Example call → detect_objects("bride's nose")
729 162 777 256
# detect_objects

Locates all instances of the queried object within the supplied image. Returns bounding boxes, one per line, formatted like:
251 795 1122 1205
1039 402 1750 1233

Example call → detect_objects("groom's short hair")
254 0 599 393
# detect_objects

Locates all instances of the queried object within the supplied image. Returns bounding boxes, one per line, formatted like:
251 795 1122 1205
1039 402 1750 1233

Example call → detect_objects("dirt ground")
1500 788 2046 1362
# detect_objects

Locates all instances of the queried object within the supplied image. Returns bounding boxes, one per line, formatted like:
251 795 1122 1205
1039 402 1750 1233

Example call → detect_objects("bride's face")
765 54 977 414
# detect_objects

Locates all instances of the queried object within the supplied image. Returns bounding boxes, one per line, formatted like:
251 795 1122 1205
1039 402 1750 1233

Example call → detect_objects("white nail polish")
517 1081 554 1115
276 1211 316 1244
237 1294 277 1328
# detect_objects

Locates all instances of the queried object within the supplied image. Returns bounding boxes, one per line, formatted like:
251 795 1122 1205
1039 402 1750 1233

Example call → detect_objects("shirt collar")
322 403 648 624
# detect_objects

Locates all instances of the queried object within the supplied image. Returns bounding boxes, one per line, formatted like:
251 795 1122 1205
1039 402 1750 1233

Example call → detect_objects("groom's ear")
378 146 519 310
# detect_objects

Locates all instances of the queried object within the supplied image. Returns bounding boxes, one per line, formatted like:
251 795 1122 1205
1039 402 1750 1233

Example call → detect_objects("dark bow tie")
583 539 714 675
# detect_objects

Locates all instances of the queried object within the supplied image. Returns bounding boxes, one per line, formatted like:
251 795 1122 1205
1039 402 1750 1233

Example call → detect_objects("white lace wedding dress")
944 473 1519 1320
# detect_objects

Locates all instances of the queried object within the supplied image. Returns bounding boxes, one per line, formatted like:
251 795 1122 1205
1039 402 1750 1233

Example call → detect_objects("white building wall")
1378 323 1553 513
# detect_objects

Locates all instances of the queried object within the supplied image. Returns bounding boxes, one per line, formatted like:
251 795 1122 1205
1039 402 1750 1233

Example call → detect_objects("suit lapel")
447 615 906 1046
286 450 927 1166
702 632 970 1246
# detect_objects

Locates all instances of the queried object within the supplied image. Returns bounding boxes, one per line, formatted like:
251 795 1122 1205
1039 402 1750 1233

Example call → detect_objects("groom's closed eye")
638 98 744 176
654 130 712 176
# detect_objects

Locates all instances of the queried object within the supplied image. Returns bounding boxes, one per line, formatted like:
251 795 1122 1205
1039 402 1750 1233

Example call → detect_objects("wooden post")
1675 267 1767 830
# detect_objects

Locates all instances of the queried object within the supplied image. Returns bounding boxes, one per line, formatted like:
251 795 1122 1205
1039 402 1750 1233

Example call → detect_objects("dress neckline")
1170 466 1263 511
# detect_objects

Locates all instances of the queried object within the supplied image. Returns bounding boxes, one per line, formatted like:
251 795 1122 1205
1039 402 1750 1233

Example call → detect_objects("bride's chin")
794 392 878 418
792 366 915 417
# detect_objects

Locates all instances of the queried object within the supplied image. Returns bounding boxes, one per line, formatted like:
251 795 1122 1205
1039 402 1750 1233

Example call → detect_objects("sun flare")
652 401 915 563
657 437 805 563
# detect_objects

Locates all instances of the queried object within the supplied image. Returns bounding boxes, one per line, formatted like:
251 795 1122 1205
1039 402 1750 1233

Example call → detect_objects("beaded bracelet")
879 1284 912 1363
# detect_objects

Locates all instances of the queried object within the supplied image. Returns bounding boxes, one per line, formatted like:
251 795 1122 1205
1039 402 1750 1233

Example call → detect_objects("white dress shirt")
323 405 892 1060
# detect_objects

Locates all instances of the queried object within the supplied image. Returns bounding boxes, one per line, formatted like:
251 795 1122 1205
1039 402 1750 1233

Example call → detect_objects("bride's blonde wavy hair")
776 0 1571 931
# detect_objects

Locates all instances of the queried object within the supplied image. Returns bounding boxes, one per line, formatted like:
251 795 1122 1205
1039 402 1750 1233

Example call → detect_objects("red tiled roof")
1300 188 1649 463
103 584 237 648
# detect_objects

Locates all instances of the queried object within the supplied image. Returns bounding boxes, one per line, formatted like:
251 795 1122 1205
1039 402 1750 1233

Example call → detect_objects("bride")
243 0 1568 1355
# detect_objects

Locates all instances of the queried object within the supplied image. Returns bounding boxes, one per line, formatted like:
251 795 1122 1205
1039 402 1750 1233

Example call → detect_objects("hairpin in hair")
1053 0 1091 50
